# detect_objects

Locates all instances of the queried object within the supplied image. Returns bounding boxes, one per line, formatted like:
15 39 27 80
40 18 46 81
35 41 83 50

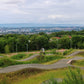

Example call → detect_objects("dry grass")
0 68 45 84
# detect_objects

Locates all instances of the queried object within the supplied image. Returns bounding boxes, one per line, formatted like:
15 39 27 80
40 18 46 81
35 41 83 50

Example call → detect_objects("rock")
41 78 62 84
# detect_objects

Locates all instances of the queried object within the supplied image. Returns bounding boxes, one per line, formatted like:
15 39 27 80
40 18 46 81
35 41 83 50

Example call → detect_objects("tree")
5 45 10 53
16 35 27 52
30 35 49 50
59 35 70 49
0 38 6 53
72 35 83 49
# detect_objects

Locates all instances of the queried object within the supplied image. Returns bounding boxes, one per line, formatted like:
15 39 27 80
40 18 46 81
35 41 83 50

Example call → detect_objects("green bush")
43 68 84 84
63 68 84 84
63 50 68 55
37 55 45 61
30 55 63 64
0 58 22 67
63 49 73 55
4 45 10 54
52 49 57 54
51 49 62 55
11 54 26 60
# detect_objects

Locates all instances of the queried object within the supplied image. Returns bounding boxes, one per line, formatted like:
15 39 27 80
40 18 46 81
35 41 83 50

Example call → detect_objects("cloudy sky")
0 0 83 24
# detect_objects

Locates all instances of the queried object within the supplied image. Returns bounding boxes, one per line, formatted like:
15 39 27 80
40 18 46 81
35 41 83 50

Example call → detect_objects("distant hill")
0 23 83 28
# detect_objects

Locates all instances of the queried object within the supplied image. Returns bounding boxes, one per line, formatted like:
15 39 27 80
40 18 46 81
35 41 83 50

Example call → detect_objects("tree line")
0 30 84 53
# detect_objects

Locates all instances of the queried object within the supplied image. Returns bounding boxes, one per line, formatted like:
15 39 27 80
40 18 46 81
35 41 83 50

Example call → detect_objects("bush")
51 49 61 55
43 68 84 84
37 55 45 61
4 45 10 54
30 55 63 64
11 54 26 60
52 49 57 54
0 58 21 67
63 50 68 55
63 68 84 84
63 49 73 55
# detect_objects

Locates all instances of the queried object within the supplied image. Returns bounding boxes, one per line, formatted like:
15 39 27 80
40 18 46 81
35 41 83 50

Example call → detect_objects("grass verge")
11 53 33 60
72 60 84 67
13 68 84 84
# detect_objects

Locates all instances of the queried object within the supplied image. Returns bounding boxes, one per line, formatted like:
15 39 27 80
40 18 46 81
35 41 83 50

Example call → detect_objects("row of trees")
0 30 84 53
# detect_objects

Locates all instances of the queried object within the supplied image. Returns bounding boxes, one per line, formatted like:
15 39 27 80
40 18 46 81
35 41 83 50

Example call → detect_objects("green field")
0 49 84 84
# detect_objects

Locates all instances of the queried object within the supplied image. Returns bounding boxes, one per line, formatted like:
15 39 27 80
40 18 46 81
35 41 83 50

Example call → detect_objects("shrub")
11 54 26 60
4 45 10 54
63 68 84 84
63 49 73 55
52 49 57 54
63 50 68 55
0 58 21 67
43 68 84 84
30 55 63 64
51 49 61 55
37 55 45 61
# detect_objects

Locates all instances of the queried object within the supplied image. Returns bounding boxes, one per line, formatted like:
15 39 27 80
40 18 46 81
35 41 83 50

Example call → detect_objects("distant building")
50 36 72 41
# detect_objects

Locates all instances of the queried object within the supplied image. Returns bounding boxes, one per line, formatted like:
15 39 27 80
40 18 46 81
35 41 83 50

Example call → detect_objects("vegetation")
72 60 84 67
63 49 73 55
11 54 26 60
43 68 84 84
0 58 22 67
4 45 10 53
0 68 44 84
0 30 84 84
0 53 64 67
29 55 63 64
0 30 84 53
12 68 84 84
0 48 74 67
74 52 84 57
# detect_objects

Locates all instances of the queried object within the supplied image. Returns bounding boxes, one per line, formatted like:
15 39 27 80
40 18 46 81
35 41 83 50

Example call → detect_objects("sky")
0 0 84 24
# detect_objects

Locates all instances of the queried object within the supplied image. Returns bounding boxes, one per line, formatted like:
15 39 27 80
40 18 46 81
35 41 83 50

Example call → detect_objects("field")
0 49 84 84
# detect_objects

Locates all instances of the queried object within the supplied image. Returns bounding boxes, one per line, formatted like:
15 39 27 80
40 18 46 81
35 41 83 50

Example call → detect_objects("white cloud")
0 0 84 24
48 15 68 19
12 9 30 14
0 0 25 4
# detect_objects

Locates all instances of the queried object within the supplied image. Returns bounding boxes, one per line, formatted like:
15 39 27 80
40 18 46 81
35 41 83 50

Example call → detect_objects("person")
41 48 45 55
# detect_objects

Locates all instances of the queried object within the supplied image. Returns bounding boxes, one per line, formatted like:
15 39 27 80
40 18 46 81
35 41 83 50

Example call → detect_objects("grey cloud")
0 0 84 24
3 0 25 4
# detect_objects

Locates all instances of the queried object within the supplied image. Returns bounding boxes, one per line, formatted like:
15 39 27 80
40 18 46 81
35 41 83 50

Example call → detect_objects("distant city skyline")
0 0 84 24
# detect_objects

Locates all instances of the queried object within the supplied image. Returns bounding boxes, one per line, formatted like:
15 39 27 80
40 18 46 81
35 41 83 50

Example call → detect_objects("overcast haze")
0 0 84 24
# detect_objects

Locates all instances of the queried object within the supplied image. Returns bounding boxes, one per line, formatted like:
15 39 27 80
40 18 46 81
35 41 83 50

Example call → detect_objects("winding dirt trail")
0 51 84 73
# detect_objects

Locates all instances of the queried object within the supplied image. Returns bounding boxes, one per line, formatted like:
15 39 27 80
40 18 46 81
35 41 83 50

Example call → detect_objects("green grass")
13 68 68 84
11 54 26 60
42 68 84 84
0 54 7 57
43 59 60 65
0 68 44 84
45 49 62 55
11 53 33 60
27 55 64 64
74 52 84 57
0 54 64 67
13 68 84 84
0 58 23 67
63 48 74 56
72 60 84 67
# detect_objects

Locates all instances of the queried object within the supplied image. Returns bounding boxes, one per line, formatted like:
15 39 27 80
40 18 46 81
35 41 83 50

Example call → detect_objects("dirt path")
17 50 83 61
67 51 84 57
0 55 84 73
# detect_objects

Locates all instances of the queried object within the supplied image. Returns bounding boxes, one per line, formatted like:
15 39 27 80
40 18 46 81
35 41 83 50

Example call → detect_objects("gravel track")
0 51 84 73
